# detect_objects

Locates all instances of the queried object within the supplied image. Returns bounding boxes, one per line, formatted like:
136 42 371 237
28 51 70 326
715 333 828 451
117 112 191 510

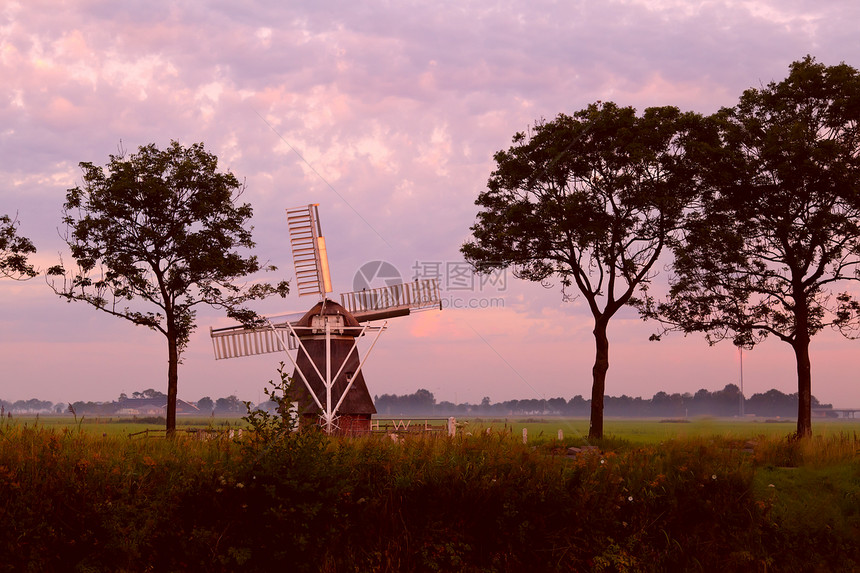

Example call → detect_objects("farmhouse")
116 397 199 416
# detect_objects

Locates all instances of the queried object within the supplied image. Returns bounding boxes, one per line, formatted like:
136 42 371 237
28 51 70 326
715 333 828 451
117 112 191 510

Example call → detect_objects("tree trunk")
791 286 812 439
588 317 610 440
793 334 812 438
166 333 179 437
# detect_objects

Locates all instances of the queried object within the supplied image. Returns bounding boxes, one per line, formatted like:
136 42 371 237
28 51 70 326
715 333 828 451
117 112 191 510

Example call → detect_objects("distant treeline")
0 389 256 417
2 384 834 419
374 384 835 419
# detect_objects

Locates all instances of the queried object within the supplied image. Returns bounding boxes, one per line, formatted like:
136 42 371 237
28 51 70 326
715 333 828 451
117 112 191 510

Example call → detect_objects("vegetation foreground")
0 420 858 572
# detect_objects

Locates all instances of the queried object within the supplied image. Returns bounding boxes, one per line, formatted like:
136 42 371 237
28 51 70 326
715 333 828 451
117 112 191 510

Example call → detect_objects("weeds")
0 421 857 571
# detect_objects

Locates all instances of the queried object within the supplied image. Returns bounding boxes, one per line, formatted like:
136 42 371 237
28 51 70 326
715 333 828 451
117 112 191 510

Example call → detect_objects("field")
466 416 860 443
20 413 860 441
1 415 858 572
12 414 247 438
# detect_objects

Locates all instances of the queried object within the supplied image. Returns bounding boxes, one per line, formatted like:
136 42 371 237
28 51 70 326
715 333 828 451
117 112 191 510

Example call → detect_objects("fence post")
447 417 456 437
557 429 563 441
522 428 528 444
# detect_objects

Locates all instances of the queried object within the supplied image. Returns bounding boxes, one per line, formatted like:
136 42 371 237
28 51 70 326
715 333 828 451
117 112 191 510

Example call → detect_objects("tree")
653 57 860 438
48 141 289 435
0 213 37 280
132 388 166 399
197 396 214 414
215 395 242 414
462 102 703 438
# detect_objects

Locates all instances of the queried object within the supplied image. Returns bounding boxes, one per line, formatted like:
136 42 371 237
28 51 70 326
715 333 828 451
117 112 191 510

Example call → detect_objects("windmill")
209 204 442 434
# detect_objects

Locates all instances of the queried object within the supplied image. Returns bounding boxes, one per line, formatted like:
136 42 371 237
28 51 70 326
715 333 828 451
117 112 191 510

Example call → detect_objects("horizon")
2 1 860 408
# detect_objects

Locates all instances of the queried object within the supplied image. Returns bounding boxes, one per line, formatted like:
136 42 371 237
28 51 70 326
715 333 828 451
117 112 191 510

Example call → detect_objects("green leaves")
49 141 289 433
463 102 702 317
662 56 860 347
650 57 860 437
52 141 286 342
0 213 37 280
463 101 705 439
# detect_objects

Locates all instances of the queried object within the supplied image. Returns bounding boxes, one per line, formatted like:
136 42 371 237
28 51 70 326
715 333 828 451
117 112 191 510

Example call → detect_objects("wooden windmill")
209 204 441 434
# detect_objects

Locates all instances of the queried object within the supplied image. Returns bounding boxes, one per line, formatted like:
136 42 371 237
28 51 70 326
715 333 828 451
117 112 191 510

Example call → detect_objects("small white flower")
628 496 633 502
768 484 775 488
712 474 717 480
600 459 605 464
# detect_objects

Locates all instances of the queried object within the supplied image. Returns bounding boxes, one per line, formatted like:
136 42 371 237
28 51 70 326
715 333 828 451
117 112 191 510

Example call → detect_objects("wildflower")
712 474 717 480
600 459 605 464
768 484 775 488
628 496 633 502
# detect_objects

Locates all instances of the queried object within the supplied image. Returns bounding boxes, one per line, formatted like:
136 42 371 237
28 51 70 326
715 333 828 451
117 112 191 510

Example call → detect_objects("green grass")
14 414 860 443
461 416 860 444
0 415 858 571
10 414 247 437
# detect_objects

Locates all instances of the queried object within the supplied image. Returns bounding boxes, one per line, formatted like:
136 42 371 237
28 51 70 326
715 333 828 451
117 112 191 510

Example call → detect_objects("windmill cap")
295 299 361 328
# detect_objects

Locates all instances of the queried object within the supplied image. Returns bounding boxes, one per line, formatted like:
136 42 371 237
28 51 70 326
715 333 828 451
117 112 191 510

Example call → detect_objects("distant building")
116 397 200 416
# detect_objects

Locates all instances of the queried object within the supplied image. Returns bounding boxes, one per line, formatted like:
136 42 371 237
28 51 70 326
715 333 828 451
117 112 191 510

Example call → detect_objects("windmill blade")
287 204 332 298
341 278 442 322
209 279 441 360
209 313 304 359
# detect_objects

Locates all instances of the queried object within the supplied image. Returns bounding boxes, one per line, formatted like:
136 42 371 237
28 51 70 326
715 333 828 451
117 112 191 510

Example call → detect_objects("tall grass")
0 419 857 572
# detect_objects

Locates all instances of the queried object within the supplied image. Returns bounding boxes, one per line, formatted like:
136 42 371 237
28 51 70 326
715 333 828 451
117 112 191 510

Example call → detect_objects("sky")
2 0 860 408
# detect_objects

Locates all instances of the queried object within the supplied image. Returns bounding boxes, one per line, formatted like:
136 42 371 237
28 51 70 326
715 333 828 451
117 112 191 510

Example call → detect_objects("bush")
0 419 856 572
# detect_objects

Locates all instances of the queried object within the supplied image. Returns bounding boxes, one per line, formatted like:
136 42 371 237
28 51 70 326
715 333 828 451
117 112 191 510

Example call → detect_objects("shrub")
0 420 856 571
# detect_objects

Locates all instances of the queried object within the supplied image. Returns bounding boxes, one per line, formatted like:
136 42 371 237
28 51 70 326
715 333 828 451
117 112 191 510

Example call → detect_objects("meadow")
470 417 860 444
0 415 858 572
20 413 860 442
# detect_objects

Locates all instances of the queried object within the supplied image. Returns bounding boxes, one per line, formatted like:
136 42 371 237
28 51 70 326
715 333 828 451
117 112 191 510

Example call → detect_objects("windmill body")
289 299 376 433
210 204 441 434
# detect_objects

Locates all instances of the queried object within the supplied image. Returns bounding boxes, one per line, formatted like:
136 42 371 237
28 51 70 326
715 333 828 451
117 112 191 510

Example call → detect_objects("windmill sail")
210 203 441 361
287 204 332 298
341 279 442 322
210 312 303 360
210 279 441 360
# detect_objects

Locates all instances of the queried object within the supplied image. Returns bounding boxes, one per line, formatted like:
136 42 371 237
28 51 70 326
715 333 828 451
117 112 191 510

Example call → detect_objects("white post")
557 429 563 441
522 428 527 444
447 417 456 437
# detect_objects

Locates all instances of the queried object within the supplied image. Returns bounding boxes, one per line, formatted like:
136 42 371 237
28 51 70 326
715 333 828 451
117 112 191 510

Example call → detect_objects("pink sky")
2 0 859 407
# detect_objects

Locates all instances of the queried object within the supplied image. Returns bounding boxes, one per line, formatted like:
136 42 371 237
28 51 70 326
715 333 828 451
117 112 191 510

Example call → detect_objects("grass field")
467 416 860 444
1 413 858 571
10 414 246 437
13 414 860 442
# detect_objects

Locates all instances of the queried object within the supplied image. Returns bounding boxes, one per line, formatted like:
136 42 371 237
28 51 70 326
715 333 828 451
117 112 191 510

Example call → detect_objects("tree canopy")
462 102 704 439
48 141 289 434
653 56 860 437
0 213 37 280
